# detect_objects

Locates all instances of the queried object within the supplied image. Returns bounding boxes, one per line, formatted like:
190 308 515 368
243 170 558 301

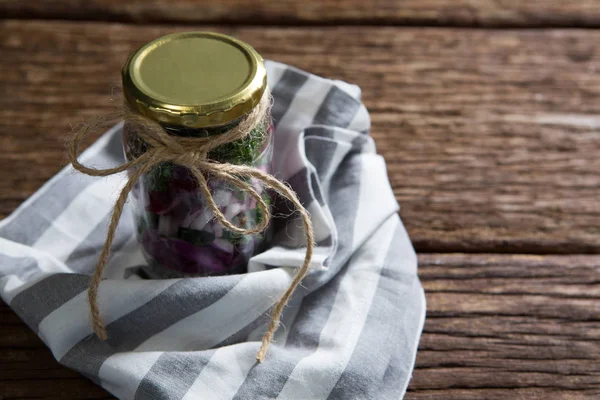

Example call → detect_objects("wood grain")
407 254 600 399
1 20 600 253
2 0 600 27
2 254 599 399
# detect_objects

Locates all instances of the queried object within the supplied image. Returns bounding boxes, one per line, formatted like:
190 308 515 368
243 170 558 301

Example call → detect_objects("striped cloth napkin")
0 61 425 400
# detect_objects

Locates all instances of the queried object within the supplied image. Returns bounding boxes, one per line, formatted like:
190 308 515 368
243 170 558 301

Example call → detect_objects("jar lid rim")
122 31 267 129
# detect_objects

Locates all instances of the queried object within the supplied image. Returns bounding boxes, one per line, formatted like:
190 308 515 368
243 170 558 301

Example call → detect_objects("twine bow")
67 92 314 362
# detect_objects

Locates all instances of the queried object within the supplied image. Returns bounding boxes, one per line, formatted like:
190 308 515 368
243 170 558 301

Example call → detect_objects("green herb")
254 193 270 226
222 229 243 245
147 163 173 192
208 122 268 165
221 229 256 245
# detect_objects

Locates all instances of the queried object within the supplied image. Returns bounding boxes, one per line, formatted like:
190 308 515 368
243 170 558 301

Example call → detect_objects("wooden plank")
408 253 600 399
2 254 599 398
407 389 600 400
1 0 600 27
2 20 600 253
0 350 112 399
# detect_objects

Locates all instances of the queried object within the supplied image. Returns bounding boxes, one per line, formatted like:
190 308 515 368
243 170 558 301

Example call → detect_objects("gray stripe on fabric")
317 236 333 247
65 208 134 274
286 168 312 206
284 261 350 350
10 274 90 330
276 216 397 400
232 149 364 399
0 130 125 247
313 149 365 279
0 175 97 246
59 276 242 376
305 125 336 140
285 139 366 288
312 86 362 129
270 167 323 239
269 169 329 248
230 351 307 399
304 137 339 183
375 280 423 400
214 281 308 348
270 69 309 128
215 312 271 348
327 220 417 399
286 168 325 207
134 351 216 400
351 134 373 153
232 265 349 400
374 287 424 400
123 266 148 279
270 194 303 241
310 171 325 206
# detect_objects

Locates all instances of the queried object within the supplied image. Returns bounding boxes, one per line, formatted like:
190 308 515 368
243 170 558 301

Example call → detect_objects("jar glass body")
123 110 274 278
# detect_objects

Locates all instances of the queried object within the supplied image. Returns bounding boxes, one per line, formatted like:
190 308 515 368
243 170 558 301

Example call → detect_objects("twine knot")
67 92 314 362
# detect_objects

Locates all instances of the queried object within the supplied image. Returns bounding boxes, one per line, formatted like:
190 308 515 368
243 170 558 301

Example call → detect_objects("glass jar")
121 32 273 278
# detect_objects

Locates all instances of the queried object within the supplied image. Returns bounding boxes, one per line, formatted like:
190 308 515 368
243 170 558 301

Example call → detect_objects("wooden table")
1 2 600 399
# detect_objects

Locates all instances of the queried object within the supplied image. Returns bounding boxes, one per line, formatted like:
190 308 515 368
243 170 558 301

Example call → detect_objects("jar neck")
161 117 244 138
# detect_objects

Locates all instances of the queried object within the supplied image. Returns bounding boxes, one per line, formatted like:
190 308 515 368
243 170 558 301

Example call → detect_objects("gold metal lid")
122 32 267 128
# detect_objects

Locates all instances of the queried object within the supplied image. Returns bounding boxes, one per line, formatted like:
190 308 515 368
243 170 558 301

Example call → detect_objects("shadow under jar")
121 32 273 278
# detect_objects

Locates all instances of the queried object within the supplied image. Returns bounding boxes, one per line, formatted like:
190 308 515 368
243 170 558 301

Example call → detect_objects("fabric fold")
0 61 425 400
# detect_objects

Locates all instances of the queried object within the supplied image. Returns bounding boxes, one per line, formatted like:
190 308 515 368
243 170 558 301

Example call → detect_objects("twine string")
67 93 314 362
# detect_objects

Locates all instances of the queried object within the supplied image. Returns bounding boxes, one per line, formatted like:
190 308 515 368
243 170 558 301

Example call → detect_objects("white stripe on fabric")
352 154 398 249
181 343 259 400
0 238 70 273
103 236 145 280
0 238 71 301
256 288 304 345
276 216 398 400
306 192 334 244
248 245 329 272
265 61 286 89
0 123 122 231
33 174 125 261
399 286 427 399
273 76 331 180
99 351 164 400
244 283 305 345
40 278 179 360
0 276 25 303
347 104 370 132
332 128 372 149
333 80 361 100
134 268 293 352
